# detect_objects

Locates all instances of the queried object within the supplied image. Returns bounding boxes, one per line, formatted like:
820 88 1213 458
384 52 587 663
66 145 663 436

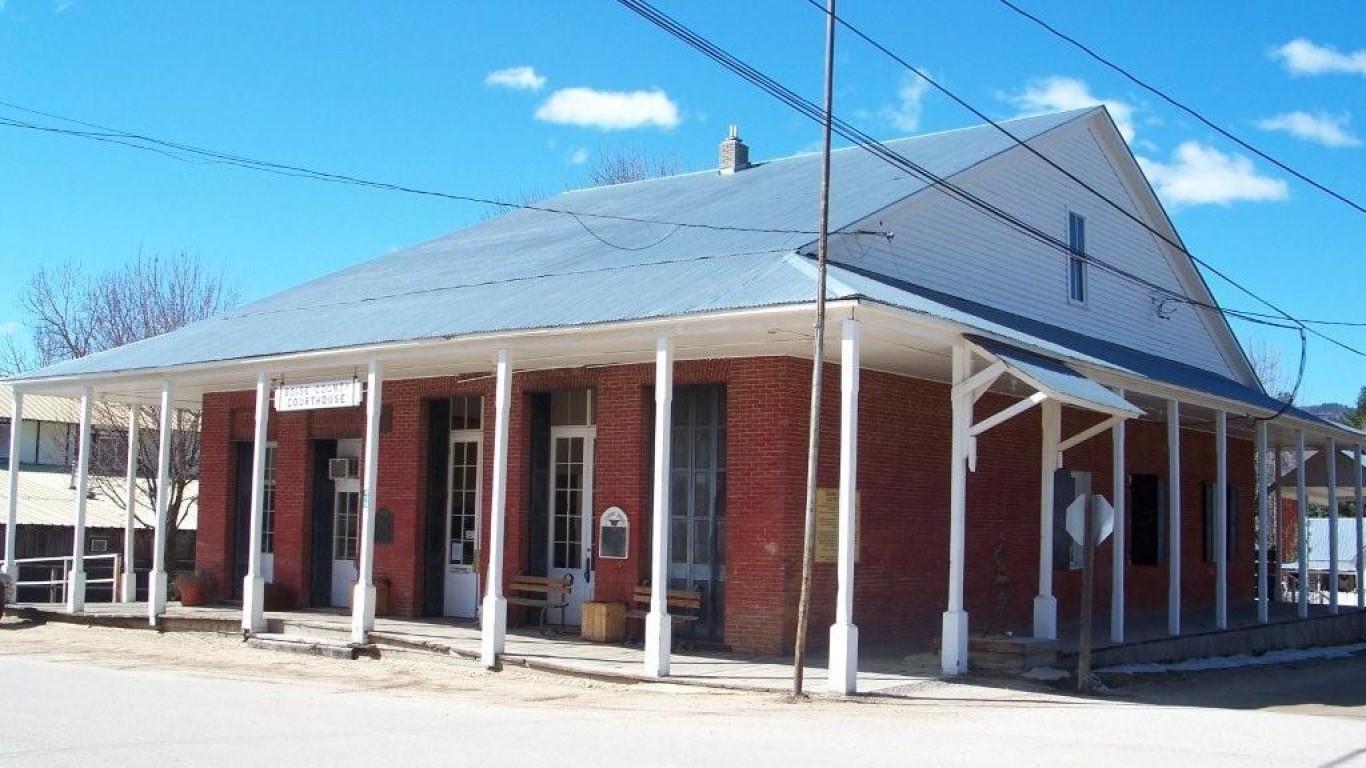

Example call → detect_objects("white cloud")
485 66 547 91
880 72 932 132
1271 38 1366 76
1009 76 1137 142
569 147 589 165
0 320 21 336
1257 110 1361 148
1137 142 1288 207
535 87 680 131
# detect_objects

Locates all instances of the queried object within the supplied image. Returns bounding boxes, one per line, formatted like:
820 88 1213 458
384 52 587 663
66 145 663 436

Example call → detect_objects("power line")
992 0 1366 217
803 0 1366 340
791 5 1366 417
618 0 1366 425
617 0 1363 357
0 102 865 242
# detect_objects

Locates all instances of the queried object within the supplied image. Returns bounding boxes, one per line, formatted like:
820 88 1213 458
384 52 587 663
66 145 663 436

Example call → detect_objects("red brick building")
8 108 1358 691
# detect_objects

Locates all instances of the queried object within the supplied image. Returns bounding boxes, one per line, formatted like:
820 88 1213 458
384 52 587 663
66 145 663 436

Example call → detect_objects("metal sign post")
1067 493 1114 693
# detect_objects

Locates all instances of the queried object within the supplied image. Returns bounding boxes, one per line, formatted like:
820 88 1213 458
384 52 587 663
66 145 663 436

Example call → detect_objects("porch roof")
825 261 1362 442
965 335 1142 418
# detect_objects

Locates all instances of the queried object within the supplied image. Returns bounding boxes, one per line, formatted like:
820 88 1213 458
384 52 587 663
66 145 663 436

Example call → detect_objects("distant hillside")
1303 402 1351 422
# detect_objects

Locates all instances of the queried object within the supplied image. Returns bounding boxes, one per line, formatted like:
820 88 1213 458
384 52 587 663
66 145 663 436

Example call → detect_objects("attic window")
1067 212 1087 305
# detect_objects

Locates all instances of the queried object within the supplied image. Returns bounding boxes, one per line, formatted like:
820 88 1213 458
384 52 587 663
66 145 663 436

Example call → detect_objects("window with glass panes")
1068 211 1087 304
261 443 277 554
333 491 360 560
667 385 726 641
548 389 593 571
448 396 483 567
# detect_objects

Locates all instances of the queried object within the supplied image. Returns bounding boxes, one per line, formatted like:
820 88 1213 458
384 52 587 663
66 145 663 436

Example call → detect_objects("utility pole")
793 0 837 698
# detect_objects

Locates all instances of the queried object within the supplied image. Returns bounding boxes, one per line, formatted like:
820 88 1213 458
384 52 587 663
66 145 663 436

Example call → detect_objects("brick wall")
197 356 1258 655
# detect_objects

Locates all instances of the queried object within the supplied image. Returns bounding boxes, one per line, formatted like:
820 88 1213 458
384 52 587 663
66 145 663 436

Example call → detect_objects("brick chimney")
718 124 750 175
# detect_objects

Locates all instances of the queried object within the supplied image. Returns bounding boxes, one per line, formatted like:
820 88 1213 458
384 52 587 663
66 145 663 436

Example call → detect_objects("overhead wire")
992 0 1366 217
617 0 1366 424
803 0 1366 350
0 102 876 241
797 0 1365 414
617 1 1333 336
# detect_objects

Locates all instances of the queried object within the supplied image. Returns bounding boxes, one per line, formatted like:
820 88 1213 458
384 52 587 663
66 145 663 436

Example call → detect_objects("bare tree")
10 252 236 562
585 147 681 187
1247 337 1294 403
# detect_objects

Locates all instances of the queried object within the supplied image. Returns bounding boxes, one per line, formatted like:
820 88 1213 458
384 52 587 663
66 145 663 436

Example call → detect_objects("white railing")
3 553 124 604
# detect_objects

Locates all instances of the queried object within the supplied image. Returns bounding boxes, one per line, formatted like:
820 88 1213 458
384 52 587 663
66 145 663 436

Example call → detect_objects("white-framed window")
1067 211 1087 305
262 443 278 554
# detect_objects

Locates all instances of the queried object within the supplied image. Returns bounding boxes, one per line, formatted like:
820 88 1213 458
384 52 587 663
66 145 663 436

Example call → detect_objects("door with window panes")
444 396 483 617
668 385 726 643
546 390 595 626
330 440 362 608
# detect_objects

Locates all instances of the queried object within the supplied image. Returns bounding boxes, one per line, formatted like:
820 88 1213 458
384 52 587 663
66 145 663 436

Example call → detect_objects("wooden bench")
625 584 703 649
507 574 572 632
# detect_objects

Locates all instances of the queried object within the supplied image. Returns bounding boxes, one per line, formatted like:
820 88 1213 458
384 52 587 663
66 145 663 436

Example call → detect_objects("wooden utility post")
792 0 837 698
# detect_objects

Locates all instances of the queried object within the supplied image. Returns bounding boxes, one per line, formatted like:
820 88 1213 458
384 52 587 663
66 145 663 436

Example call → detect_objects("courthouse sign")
275 379 364 411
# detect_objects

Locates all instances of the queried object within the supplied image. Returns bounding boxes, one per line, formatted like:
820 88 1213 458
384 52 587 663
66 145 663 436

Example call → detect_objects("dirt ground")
3 614 1364 722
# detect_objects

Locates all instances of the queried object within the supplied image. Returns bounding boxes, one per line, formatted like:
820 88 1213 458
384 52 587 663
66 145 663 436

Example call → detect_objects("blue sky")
0 1 1362 404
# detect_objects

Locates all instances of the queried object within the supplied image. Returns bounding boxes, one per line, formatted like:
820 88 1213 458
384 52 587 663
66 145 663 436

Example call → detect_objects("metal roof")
1281 518 1363 573
5 105 1351 442
826 260 1361 439
0 467 198 530
9 109 1091 381
1277 449 1366 490
967 335 1142 417
1 384 86 425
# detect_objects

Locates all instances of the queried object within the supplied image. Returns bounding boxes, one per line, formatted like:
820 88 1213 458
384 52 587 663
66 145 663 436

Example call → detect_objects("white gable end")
830 113 1248 382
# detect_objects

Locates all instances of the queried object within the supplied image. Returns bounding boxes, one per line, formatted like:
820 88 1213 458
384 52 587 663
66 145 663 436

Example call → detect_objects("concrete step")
247 632 379 660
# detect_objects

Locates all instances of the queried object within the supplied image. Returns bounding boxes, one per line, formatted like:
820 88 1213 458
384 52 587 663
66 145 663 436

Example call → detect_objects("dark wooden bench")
625 584 703 649
507 574 572 632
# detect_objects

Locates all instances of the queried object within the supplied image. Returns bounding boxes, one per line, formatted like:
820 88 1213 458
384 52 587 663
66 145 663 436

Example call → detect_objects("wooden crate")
581 600 626 643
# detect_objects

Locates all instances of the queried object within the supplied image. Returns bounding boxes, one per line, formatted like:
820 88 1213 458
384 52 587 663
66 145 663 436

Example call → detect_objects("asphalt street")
3 650 1365 768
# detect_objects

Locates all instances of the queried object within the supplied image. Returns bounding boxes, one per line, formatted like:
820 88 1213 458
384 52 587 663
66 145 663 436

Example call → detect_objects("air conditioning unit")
328 457 359 480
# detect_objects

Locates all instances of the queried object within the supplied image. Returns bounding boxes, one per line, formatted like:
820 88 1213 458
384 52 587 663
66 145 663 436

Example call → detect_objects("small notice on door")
814 488 861 564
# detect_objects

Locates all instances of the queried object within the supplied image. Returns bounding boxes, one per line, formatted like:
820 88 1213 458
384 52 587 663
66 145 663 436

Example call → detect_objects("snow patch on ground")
1100 643 1366 675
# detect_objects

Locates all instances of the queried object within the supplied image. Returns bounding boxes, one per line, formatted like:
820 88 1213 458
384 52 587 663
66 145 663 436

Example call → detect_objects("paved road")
4 653 1365 767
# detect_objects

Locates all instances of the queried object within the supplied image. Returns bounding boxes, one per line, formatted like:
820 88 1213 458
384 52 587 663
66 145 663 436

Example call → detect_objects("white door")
331 481 360 608
444 432 482 618
548 427 594 625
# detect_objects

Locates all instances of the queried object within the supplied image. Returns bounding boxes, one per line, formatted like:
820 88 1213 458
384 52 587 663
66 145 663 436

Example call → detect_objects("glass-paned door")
548 426 594 625
668 385 726 642
331 485 360 608
444 432 481 617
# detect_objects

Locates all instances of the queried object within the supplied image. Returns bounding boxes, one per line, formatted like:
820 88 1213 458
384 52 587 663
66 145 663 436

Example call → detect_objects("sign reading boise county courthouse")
274 379 364 412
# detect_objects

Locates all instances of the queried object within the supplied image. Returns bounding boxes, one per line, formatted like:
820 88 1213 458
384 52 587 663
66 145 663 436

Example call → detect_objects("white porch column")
66 387 94 614
1110 390 1127 643
941 342 971 675
1326 437 1339 614
1167 400 1182 636
1256 420 1269 624
148 381 173 625
243 372 271 633
3 388 22 582
120 406 139 602
644 336 674 678
480 348 513 668
1355 444 1363 610
1295 429 1308 619
350 359 382 643
1033 399 1061 640
828 319 860 694
1214 411 1228 629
